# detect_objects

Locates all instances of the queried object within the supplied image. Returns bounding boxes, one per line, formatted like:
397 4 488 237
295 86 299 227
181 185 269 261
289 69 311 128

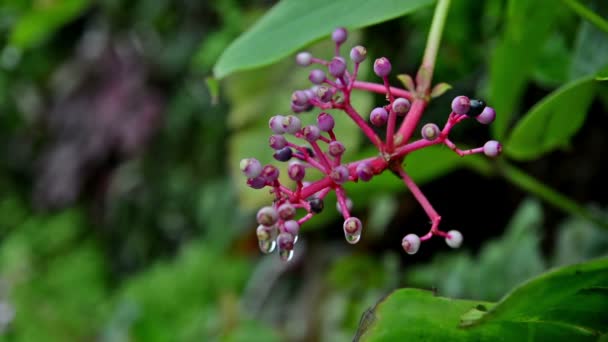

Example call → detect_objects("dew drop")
279 248 294 262
345 232 361 244
259 239 276 254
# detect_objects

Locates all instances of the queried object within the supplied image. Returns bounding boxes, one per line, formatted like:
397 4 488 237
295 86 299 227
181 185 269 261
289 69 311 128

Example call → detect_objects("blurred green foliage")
0 0 607 340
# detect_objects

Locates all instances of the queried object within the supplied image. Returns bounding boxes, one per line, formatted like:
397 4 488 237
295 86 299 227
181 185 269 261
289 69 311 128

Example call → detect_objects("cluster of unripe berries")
240 27 501 261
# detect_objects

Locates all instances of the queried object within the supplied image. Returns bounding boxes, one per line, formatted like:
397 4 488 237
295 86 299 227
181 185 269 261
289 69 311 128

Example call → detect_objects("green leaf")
357 258 608 341
467 257 608 334
213 0 434 78
9 0 91 49
505 76 596 160
488 0 560 140
570 17 608 80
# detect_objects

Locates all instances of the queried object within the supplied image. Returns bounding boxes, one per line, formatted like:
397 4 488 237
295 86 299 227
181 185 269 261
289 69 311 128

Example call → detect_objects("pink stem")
300 177 333 199
287 142 327 171
392 138 440 159
396 98 428 146
335 186 351 219
351 81 413 101
309 140 332 171
342 103 384 150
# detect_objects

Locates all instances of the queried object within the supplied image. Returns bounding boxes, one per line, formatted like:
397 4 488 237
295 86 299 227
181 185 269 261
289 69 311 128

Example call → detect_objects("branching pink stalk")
243 4 501 261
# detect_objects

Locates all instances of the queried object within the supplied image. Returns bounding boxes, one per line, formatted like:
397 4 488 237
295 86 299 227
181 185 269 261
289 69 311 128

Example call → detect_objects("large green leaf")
505 76 596 160
9 0 91 49
488 0 560 140
357 258 608 341
213 0 434 78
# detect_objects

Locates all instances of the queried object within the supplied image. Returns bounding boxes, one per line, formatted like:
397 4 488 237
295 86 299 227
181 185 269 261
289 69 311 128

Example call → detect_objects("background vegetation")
0 0 607 341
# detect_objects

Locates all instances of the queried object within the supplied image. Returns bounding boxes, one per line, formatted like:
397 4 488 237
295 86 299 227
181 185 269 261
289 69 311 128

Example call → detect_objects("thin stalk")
562 0 608 34
500 161 608 230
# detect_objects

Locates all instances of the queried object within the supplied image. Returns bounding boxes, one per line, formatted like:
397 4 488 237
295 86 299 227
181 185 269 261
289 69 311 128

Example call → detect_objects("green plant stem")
500 161 608 230
562 0 608 34
417 0 450 93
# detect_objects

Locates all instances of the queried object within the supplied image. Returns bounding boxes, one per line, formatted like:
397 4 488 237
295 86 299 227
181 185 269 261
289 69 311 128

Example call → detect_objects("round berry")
303 125 321 142
370 107 388 126
421 123 440 141
309 69 326 84
240 158 262 178
392 98 411 116
350 45 367 63
343 217 362 234
328 141 345 157
277 203 296 220
261 164 279 183
328 57 347 78
483 140 502 157
291 102 311 114
317 112 335 132
276 232 295 250
257 206 278 226
247 176 266 189
468 99 486 117
288 161 306 181
283 220 300 235
451 96 470 115
269 135 287 150
331 27 348 44
373 57 392 77
445 230 463 248
402 234 421 254
273 147 293 162
316 86 334 102
330 165 349 184
476 106 496 125
269 115 287 134
356 162 373 182
296 52 312 66
291 90 309 106
308 198 324 213
283 115 302 134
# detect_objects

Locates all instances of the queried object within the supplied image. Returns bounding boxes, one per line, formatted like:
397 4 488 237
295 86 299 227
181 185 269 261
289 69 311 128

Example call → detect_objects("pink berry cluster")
240 27 501 261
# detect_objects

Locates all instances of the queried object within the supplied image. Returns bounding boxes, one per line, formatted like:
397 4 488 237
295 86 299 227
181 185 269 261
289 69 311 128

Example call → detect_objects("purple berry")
296 52 312 66
331 27 348 44
356 162 373 182
451 96 470 115
349 45 367 63
309 69 326 84
468 99 485 117
261 164 279 183
402 234 420 254
316 86 334 103
291 102 311 114
273 147 293 162
317 112 335 132
247 176 266 189
330 165 349 184
283 115 301 134
421 123 440 141
240 158 262 178
278 203 296 220
476 106 496 125
269 135 287 150
445 230 463 248
288 161 306 181
277 232 295 251
373 57 392 77
343 217 362 244
328 57 347 77
283 220 300 235
483 140 502 157
370 107 388 126
303 125 321 142
308 198 324 213
328 141 346 157
392 98 411 116
291 90 310 106
257 206 278 226
269 115 287 134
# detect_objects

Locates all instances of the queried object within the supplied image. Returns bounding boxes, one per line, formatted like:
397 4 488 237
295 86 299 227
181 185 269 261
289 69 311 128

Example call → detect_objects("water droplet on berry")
279 248 294 262
258 239 276 254
345 231 361 244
